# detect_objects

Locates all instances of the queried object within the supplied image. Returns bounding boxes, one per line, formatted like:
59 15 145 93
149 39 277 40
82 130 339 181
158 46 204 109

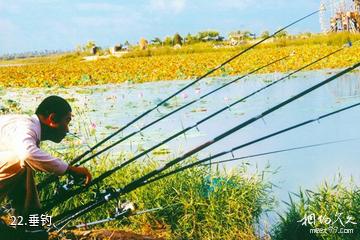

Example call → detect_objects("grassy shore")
39 150 276 239
1 33 360 88
272 175 360 240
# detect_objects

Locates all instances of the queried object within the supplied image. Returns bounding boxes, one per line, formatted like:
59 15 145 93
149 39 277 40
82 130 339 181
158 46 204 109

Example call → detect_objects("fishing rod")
49 62 360 229
202 138 360 166
43 40 355 210
37 7 322 190
53 102 360 227
119 101 360 194
63 202 179 231
72 39 356 168
73 55 290 167
64 206 163 231
41 42 347 212
39 55 289 196
57 136 353 226
46 55 290 193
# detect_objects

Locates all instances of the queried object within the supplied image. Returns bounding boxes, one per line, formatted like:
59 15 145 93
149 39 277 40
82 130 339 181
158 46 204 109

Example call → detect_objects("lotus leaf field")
1 43 360 88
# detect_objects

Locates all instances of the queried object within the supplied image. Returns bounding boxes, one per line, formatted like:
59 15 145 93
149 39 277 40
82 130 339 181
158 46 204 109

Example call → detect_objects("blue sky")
0 0 323 55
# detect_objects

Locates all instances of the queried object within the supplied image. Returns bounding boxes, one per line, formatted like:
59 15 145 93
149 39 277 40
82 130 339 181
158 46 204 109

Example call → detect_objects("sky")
0 0 324 55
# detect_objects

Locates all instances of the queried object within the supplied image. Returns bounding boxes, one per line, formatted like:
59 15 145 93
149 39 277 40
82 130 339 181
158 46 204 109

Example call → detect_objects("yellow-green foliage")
272 175 360 240
1 33 360 88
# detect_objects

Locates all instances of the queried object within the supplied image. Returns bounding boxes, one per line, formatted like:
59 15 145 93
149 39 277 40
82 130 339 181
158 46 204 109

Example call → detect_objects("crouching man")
0 95 92 239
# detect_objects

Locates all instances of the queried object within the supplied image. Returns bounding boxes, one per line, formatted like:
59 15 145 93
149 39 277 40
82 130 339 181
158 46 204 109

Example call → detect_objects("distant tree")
260 31 270 39
163 36 173 46
173 33 183 45
84 40 96 52
185 33 197 44
242 31 252 40
124 40 131 46
228 30 252 41
197 30 220 40
139 37 148 50
275 30 288 38
152 37 162 45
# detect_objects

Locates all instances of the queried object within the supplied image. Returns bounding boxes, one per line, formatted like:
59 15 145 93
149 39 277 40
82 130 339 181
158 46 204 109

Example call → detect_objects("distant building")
90 46 99 55
109 44 123 54
173 44 182 49
321 0 360 33
228 32 254 45
201 36 224 41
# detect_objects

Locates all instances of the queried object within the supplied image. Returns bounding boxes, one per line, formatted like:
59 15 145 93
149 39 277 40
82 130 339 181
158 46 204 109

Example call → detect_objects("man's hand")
65 166 92 186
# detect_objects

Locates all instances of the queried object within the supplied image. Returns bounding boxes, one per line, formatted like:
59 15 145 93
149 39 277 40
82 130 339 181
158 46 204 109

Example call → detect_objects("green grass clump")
272 174 360 240
37 146 275 239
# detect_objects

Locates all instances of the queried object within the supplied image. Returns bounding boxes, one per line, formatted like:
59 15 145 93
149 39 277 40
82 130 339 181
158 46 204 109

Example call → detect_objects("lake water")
3 68 360 220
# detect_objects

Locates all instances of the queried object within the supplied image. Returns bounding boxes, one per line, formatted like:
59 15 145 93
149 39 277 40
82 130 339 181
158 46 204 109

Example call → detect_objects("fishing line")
41 42 355 211
47 6 321 167
74 55 290 167
145 103 360 185
202 138 360 165
49 62 360 229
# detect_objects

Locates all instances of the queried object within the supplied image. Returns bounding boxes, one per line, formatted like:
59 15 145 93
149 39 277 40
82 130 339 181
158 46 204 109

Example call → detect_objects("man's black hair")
35 96 72 122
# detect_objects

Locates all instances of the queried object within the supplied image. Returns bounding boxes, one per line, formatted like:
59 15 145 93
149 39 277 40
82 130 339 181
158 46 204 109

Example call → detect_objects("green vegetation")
272 175 360 240
33 105 276 239
38 144 276 239
1 85 359 239
1 33 360 88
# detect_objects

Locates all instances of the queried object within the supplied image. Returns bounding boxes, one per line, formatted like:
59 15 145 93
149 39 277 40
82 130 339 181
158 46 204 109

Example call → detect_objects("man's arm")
16 128 92 185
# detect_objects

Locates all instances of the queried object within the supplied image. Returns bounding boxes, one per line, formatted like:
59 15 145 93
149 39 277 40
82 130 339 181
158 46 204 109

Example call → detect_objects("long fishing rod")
41 42 346 212
54 102 360 227
43 40 354 210
74 55 290 167
38 57 288 192
119 101 360 194
37 7 320 190
53 138 358 226
71 38 358 169
202 138 360 166
64 206 163 231
50 62 360 229
74 39 355 168
64 202 181 232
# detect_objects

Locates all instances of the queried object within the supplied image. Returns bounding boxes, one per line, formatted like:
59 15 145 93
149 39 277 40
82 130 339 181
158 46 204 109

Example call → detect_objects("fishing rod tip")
319 4 326 12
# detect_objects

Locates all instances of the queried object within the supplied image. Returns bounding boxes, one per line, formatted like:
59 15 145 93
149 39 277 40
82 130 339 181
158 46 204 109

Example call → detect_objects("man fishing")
0 95 92 239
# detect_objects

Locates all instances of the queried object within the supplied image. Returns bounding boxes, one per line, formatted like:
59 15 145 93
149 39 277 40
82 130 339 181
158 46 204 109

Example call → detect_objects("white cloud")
150 0 186 14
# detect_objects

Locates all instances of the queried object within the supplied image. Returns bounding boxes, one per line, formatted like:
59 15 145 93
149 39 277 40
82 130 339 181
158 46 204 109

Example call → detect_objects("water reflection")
328 71 360 100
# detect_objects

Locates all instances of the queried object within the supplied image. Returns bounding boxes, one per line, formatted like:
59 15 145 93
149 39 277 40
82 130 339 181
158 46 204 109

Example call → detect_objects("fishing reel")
113 200 138 219
90 188 138 218
54 175 86 195
0 203 14 216
92 187 118 200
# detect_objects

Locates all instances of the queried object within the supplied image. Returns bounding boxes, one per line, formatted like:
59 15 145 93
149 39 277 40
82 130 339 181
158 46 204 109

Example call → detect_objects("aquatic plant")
272 174 360 240
1 33 360 87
